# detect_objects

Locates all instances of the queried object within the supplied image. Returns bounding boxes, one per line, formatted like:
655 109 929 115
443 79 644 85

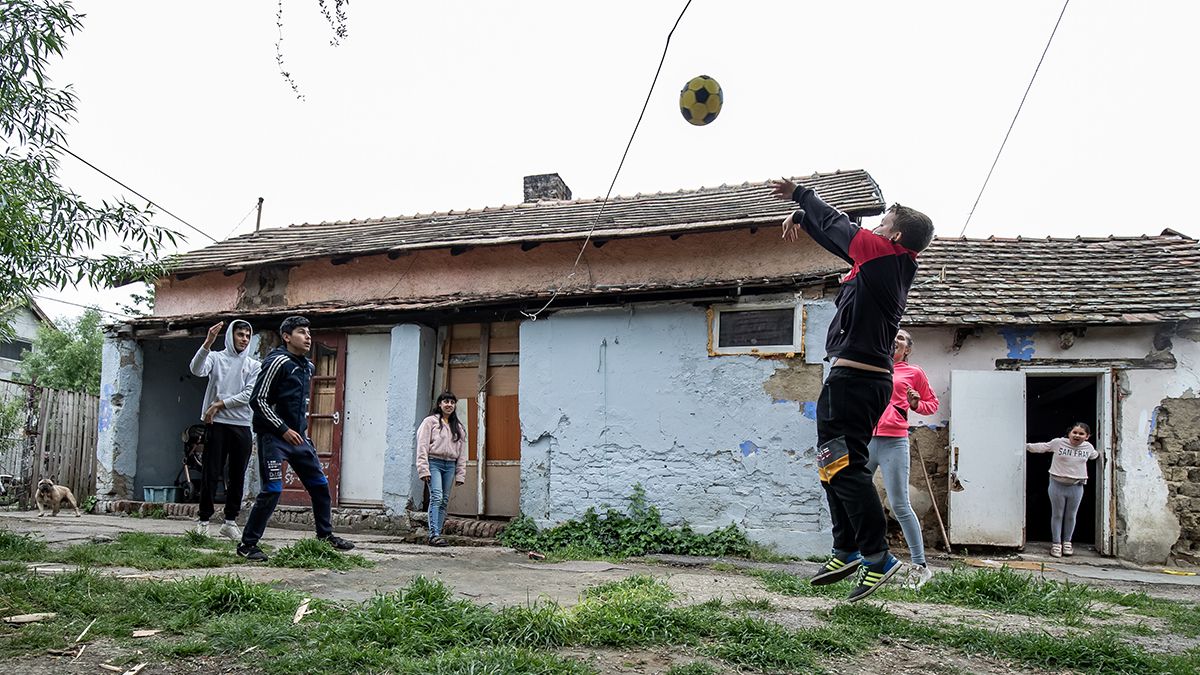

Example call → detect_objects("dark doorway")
1025 375 1098 545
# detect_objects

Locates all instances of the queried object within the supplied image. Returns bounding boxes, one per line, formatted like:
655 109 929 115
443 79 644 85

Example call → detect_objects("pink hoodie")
873 361 939 437
415 414 467 483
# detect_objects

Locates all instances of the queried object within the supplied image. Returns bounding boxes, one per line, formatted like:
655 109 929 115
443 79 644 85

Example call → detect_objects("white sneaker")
195 521 210 537
902 563 934 589
1062 542 1074 556
219 521 242 542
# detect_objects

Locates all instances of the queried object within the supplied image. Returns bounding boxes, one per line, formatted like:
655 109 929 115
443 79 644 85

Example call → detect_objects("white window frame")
709 301 804 356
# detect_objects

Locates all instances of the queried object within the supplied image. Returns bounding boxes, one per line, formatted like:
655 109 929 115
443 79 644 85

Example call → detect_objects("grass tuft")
267 537 373 571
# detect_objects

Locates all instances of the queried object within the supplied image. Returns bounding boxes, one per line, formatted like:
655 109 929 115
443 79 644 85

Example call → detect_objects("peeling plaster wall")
382 324 436 514
520 300 835 557
97 337 143 499
900 323 1197 563
153 273 242 317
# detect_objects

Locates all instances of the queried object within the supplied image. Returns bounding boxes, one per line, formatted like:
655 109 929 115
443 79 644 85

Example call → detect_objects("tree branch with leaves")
1 0 180 323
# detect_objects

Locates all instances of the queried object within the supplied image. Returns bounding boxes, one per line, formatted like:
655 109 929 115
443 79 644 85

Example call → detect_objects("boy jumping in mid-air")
770 177 934 602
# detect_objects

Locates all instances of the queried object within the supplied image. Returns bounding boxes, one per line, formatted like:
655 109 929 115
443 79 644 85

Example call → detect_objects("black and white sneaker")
236 544 268 562
319 534 355 551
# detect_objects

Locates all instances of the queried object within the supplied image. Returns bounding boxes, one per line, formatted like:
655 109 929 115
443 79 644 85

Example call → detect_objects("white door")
948 370 1027 547
339 333 390 506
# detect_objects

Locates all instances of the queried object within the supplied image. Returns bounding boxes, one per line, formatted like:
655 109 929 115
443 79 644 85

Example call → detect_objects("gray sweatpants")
1048 479 1084 544
866 436 926 565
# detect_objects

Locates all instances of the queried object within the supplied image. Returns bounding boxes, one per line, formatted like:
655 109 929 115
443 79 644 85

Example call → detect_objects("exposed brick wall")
1152 397 1200 560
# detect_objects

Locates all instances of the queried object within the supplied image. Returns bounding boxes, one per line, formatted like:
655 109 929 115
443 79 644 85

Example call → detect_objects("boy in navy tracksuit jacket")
237 316 354 561
771 178 933 602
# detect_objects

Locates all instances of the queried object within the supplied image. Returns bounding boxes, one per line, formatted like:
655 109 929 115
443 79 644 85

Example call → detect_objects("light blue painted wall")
519 300 835 557
97 336 143 499
382 323 436 514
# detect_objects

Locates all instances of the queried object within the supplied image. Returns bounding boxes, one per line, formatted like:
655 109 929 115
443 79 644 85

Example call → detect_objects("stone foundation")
93 499 509 539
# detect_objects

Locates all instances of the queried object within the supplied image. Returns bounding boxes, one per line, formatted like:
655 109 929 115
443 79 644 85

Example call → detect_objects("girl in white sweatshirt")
1026 423 1098 558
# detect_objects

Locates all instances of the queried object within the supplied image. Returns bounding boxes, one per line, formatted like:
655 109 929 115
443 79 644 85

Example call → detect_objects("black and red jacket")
790 184 919 372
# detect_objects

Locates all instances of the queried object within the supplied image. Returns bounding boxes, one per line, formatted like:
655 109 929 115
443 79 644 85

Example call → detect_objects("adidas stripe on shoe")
810 551 863 586
847 554 901 602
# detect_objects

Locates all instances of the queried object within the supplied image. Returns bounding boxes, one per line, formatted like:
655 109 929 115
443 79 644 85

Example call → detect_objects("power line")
30 291 133 317
521 0 693 320
959 0 1071 237
53 142 218 244
223 201 260 241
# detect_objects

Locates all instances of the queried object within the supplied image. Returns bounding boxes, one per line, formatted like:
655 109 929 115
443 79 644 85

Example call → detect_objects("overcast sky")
35 1 1200 322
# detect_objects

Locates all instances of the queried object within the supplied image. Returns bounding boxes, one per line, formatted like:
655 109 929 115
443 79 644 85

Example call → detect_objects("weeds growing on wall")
499 485 762 560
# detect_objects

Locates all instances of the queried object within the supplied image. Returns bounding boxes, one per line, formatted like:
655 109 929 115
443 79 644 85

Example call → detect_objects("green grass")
750 565 1096 625
1088 588 1200 637
822 602 1200 675
3 564 1197 675
267 537 373 571
0 528 370 572
0 529 238 570
665 663 721 675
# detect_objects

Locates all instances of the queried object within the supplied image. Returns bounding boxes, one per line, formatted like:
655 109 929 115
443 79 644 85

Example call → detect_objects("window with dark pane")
718 308 794 348
0 340 32 361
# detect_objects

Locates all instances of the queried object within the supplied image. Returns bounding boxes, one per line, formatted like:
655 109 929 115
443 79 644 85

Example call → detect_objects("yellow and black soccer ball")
679 75 723 126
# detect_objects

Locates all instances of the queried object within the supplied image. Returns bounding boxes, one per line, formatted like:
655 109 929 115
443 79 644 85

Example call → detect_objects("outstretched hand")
203 322 225 349
769 178 798 200
781 213 802 242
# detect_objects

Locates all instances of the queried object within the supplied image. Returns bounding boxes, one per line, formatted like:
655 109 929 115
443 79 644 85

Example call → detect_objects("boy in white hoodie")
189 320 261 540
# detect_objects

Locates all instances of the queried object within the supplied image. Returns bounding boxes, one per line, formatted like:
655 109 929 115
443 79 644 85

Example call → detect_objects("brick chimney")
523 173 572 202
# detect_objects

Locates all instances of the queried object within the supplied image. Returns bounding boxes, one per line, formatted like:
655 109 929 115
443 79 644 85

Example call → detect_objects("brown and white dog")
36 478 81 517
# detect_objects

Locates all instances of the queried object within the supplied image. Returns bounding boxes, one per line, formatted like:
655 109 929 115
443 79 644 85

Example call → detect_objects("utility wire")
223 201 260 241
959 0 1071 237
521 0 693 320
53 142 217 243
30 294 134 319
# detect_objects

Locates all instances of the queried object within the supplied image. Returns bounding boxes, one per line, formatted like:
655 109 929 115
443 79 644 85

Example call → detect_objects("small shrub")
499 486 755 560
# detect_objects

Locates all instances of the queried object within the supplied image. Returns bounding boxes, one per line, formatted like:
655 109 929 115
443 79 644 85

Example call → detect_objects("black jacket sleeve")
791 184 860 265
249 355 290 436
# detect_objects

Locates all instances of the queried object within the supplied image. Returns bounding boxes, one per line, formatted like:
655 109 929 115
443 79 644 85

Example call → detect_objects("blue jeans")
427 458 456 538
866 436 926 565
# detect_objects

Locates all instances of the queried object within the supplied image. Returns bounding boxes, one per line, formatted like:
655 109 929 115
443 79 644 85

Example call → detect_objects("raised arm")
770 178 859 265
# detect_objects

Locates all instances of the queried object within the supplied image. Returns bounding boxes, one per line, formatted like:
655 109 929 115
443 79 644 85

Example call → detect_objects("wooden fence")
0 379 99 508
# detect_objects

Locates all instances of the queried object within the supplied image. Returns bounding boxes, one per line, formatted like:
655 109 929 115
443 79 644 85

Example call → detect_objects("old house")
96 171 1200 564
1 297 52 380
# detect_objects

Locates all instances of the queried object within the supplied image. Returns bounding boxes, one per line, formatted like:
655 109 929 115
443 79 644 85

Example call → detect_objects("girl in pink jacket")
416 392 468 547
1026 423 1097 558
867 329 940 587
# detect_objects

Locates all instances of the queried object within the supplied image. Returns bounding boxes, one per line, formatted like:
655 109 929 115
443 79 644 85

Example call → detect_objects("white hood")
188 320 262 426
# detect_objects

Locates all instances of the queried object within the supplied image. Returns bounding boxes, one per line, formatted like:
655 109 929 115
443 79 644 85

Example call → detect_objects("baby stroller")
175 424 206 502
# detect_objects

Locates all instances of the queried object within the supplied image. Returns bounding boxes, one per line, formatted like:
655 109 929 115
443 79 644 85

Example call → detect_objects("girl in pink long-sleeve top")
416 392 467 547
1027 422 1097 558
867 329 940 587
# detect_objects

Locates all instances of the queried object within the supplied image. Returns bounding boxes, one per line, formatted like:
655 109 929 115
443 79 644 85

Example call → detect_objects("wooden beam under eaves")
521 242 541 251
450 245 472 256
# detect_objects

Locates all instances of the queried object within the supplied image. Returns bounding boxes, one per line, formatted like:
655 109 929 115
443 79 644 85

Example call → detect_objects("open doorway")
1024 375 1098 546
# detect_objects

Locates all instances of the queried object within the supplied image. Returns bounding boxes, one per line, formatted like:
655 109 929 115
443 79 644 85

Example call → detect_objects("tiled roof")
904 231 1200 325
167 171 884 275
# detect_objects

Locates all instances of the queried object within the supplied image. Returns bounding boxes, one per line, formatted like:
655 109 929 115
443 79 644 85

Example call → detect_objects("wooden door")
443 321 521 517
280 333 346 505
